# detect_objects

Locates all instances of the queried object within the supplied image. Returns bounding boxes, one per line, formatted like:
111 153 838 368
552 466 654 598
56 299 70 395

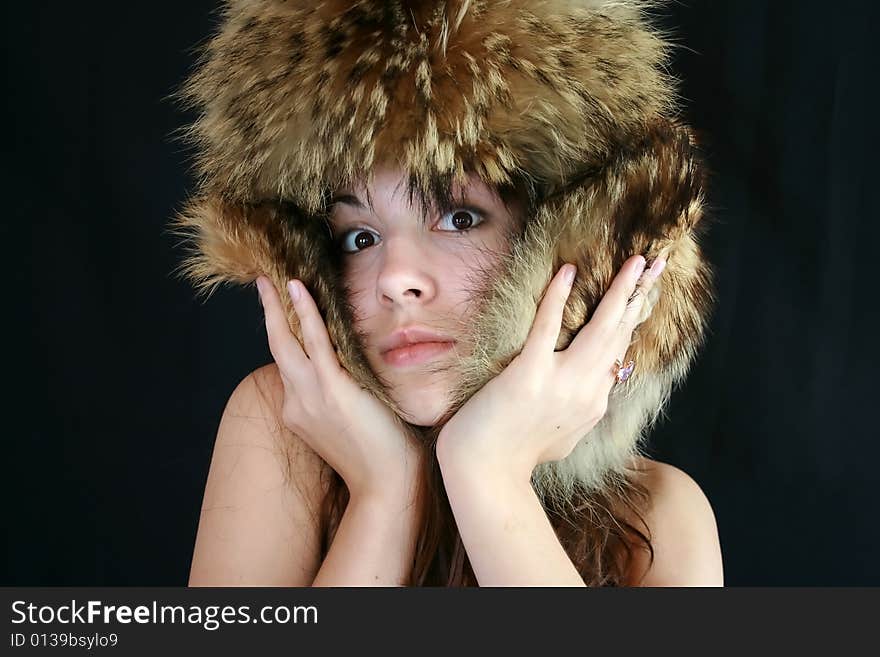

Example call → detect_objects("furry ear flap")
447 119 718 501
539 119 716 500
550 119 717 382
169 196 305 302
168 195 395 407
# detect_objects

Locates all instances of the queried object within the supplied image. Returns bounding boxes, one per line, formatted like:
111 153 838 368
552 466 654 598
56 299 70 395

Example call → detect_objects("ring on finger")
613 356 636 384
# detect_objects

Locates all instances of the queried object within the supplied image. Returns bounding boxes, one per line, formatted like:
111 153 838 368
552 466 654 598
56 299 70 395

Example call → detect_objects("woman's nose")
376 236 437 306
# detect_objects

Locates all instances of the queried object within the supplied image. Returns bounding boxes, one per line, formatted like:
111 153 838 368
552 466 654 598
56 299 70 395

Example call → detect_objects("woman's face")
327 167 519 426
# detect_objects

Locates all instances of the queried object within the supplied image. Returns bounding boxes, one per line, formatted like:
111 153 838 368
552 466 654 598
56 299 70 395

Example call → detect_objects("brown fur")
169 0 714 538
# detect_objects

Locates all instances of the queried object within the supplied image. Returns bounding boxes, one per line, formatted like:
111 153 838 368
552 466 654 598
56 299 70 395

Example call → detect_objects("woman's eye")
339 228 381 253
436 208 484 232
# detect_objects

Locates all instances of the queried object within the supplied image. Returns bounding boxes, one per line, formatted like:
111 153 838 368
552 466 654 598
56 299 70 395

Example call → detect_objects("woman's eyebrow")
329 193 366 209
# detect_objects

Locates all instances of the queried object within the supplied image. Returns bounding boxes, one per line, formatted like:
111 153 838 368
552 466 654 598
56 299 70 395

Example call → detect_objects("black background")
11 1 879 585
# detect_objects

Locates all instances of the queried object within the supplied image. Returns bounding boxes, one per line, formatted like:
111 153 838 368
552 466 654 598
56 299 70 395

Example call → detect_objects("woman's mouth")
380 341 455 367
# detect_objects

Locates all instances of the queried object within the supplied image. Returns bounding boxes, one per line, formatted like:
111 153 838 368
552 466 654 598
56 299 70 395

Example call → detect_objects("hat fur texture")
171 0 716 506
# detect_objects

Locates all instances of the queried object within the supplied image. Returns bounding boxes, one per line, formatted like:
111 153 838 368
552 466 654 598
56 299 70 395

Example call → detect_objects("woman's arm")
311 479 420 586
189 364 420 587
438 451 723 587
438 451 586 586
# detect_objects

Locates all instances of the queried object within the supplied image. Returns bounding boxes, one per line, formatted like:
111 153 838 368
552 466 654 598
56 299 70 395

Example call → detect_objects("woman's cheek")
341 277 374 332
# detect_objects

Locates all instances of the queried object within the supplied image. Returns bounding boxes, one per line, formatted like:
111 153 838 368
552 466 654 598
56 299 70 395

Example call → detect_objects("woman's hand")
256 276 421 501
435 254 667 482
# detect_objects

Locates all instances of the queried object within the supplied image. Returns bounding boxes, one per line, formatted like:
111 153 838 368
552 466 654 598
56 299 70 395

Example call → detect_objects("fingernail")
288 280 301 303
564 264 576 286
634 256 647 277
649 257 667 278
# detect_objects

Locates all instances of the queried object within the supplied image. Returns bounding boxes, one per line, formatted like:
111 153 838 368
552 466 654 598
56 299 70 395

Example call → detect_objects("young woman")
186 167 722 586
175 0 723 586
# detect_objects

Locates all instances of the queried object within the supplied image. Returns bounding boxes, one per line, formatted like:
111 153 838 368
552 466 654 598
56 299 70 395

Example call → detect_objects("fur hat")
170 0 716 505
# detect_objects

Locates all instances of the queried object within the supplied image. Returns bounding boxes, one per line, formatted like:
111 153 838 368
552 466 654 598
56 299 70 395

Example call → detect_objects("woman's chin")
395 397 450 428
399 407 444 428
378 369 458 427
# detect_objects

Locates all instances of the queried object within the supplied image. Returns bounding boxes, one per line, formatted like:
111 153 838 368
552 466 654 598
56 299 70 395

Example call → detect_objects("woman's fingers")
520 263 576 363
256 276 310 380
286 279 341 375
587 255 648 336
566 254 666 371
606 256 666 371
619 256 666 332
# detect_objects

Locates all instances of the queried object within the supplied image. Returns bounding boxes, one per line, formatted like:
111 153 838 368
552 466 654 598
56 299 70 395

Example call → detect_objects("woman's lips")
381 341 455 367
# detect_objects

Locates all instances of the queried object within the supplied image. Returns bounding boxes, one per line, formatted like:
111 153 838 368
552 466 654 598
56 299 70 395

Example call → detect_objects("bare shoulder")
188 363 331 586
621 456 724 587
224 362 330 494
